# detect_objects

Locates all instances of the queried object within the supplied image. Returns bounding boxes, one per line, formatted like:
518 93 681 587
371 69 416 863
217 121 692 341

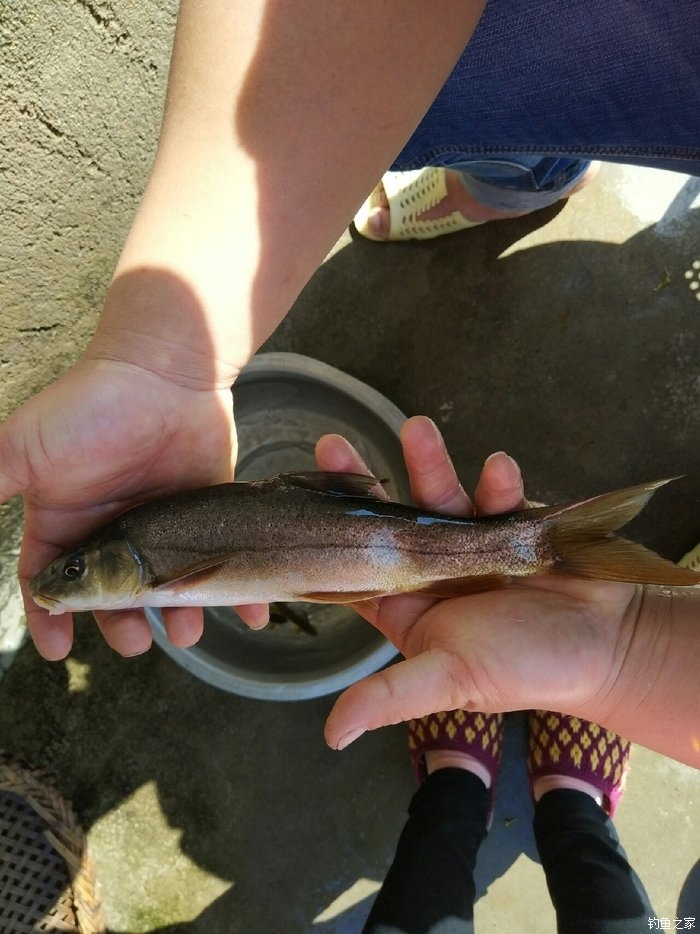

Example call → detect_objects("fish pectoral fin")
417 575 511 598
280 471 384 499
299 590 386 604
152 561 227 591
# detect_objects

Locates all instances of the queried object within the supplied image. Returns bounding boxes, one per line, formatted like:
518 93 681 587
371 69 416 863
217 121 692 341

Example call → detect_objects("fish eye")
62 556 85 581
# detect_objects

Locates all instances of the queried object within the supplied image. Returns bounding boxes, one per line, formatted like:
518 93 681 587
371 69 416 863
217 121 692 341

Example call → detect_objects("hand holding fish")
0 355 241 659
317 418 700 769
12 392 700 765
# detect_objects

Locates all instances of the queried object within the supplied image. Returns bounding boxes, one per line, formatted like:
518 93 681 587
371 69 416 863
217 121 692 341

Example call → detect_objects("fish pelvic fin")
541 478 700 585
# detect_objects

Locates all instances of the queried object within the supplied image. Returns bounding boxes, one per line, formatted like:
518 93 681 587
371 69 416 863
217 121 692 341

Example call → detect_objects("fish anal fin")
552 536 700 586
300 590 385 604
302 576 513 603
281 471 383 499
417 575 511 597
351 598 382 615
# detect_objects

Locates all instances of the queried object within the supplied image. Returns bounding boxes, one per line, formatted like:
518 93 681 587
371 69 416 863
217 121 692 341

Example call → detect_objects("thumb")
324 648 480 750
0 418 28 504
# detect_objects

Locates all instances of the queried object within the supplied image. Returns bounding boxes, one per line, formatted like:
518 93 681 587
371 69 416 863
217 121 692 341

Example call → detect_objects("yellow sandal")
354 167 483 241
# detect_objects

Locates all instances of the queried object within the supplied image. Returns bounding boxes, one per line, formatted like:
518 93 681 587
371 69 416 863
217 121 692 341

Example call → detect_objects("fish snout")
29 563 69 612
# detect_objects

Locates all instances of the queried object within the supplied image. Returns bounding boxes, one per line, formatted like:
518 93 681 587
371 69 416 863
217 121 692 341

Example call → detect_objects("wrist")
584 585 700 765
581 584 646 727
86 266 246 392
88 145 292 391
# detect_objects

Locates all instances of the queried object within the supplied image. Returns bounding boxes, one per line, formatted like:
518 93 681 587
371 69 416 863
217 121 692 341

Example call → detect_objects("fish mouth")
30 591 63 613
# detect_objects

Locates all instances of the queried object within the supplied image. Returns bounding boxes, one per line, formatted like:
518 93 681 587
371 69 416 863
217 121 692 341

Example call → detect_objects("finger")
161 606 205 647
23 603 74 661
93 608 154 656
0 474 22 506
400 416 472 515
320 422 468 640
235 603 271 629
324 647 481 750
19 523 103 660
19 558 74 660
315 434 388 499
341 591 437 641
0 416 29 505
474 451 525 516
367 591 437 643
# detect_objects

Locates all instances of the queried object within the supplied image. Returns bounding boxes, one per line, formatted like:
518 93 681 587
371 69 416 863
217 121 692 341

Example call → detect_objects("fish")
29 472 700 615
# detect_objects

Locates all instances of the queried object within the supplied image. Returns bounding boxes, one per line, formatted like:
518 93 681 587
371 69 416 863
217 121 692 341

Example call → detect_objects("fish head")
29 539 145 614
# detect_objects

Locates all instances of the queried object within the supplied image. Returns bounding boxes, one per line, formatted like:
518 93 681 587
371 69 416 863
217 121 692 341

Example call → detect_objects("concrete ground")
1 163 699 932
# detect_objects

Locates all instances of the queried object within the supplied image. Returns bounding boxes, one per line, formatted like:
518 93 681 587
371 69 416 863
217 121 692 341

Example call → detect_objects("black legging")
363 769 654 934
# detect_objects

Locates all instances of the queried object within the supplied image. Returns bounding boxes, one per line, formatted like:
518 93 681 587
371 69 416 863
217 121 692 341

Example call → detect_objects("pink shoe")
408 709 503 819
527 710 631 817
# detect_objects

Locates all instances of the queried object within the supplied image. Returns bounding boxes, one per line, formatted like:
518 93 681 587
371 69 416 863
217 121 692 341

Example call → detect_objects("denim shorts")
391 0 700 210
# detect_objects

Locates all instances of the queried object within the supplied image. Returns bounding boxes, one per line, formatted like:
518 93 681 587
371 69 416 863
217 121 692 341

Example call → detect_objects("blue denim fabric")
393 0 700 189
454 155 591 211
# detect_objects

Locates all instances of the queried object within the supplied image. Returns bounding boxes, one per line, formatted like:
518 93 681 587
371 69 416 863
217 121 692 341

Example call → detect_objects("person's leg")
528 712 655 934
363 710 503 934
534 790 654 934
456 156 595 215
363 768 487 934
393 0 700 179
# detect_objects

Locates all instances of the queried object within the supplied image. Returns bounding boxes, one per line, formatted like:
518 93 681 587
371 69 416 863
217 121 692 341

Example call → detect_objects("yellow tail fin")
535 479 700 585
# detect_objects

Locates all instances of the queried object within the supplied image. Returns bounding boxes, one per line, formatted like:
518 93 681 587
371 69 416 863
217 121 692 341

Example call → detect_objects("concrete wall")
0 0 179 665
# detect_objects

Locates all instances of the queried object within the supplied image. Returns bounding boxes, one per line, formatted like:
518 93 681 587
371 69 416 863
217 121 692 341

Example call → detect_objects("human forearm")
88 0 487 387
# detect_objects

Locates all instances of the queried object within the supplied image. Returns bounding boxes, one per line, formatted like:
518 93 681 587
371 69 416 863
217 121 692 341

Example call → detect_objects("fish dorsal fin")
280 471 383 499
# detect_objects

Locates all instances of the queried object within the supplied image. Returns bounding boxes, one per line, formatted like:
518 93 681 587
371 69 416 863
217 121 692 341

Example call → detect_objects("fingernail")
336 727 366 751
237 604 270 629
484 452 521 483
484 450 512 465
